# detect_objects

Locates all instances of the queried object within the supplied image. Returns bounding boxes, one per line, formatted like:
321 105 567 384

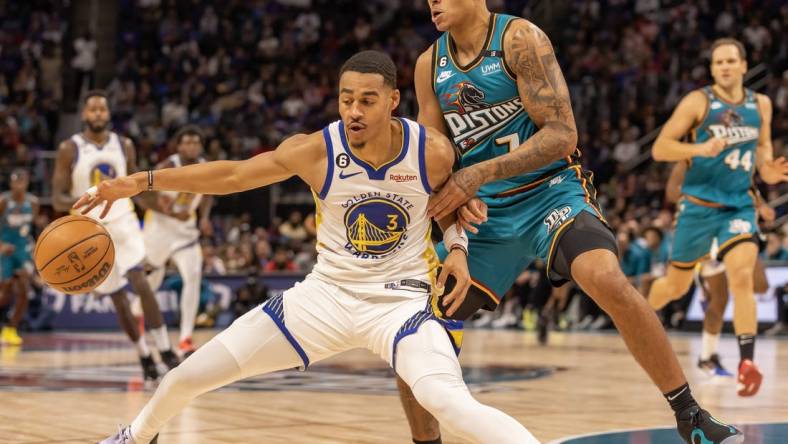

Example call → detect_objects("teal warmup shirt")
431 13 578 204
682 87 760 208
1 192 35 246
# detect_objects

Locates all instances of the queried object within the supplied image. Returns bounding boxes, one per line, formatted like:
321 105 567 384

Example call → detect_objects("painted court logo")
544 206 571 234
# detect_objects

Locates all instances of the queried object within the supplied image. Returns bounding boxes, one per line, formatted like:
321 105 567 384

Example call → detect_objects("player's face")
338 71 400 150
82 97 111 133
710 45 746 89
427 0 475 32
10 174 28 193
178 134 203 162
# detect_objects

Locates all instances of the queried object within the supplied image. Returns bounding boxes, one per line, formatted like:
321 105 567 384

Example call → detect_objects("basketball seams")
37 232 109 273
33 215 101 262
50 240 113 286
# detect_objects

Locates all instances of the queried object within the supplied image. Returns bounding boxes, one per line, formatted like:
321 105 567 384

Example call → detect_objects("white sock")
701 330 720 361
150 326 172 351
135 336 151 357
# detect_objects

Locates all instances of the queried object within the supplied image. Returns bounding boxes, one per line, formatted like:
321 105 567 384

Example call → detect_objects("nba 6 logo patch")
544 206 571 234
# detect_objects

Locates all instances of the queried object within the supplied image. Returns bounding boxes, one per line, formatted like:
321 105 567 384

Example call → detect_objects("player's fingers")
73 194 89 209
434 195 461 221
446 276 470 317
459 216 479 234
427 186 450 215
436 266 449 290
80 198 101 215
469 200 487 221
100 201 114 219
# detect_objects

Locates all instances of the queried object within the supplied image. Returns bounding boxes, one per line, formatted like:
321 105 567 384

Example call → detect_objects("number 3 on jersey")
724 149 752 171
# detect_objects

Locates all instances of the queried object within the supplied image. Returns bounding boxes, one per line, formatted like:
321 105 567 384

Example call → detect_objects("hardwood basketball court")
1 329 785 443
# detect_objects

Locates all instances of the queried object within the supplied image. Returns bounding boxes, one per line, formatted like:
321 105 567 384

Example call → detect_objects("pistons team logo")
344 198 409 256
90 163 117 186
442 81 489 114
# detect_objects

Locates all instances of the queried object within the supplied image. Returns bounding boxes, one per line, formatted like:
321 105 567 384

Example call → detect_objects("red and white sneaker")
178 337 196 358
737 359 762 397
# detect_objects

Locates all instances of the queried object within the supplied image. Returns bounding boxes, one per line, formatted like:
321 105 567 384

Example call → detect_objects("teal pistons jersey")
0 192 36 245
431 13 576 201
682 87 761 208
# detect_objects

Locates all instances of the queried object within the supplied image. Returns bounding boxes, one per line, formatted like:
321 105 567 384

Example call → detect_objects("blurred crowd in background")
1 0 787 332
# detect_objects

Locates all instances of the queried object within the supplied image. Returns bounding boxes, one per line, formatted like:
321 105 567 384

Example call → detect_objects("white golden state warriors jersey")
150 154 205 226
70 132 135 222
311 118 440 288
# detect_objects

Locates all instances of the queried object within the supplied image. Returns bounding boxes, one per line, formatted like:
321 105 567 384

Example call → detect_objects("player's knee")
727 267 754 291
410 374 470 420
159 365 200 397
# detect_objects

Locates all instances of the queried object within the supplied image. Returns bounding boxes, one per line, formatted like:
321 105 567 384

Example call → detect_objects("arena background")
1 0 787 443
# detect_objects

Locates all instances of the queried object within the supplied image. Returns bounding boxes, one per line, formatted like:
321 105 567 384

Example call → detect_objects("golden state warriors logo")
344 198 409 257
90 163 117 186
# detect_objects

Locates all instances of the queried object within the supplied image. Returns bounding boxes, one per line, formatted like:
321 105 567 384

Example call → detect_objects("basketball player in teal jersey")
649 38 788 398
0 169 37 345
395 2 743 444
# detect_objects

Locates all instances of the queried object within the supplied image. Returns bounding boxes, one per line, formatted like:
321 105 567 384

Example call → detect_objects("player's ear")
390 88 400 111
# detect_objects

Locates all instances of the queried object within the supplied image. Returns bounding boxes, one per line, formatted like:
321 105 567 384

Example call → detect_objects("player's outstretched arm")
74 132 323 218
755 94 788 184
652 91 725 161
414 46 449 134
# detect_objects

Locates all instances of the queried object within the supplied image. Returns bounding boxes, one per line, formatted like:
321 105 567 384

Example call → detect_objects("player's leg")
171 243 202 354
108 288 158 382
397 236 528 443
120 307 304 443
721 240 761 396
396 320 538 444
551 211 742 443
697 266 732 377
753 257 768 294
0 253 31 345
649 202 716 310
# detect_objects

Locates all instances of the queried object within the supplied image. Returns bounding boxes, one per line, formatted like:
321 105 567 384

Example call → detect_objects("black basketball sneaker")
139 355 159 381
676 406 744 444
159 349 181 370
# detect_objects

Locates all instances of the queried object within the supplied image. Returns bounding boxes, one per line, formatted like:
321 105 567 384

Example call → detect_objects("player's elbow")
651 139 669 162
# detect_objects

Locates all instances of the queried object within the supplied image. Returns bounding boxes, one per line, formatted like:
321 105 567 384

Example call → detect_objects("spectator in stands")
279 211 308 242
264 246 297 272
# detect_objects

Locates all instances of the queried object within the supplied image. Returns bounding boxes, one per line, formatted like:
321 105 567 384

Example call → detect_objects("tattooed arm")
471 21 576 182
428 20 578 218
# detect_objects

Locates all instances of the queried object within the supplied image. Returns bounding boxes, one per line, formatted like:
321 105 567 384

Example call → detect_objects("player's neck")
350 119 401 169
10 191 25 202
712 84 744 103
178 153 197 165
83 130 109 146
449 9 491 58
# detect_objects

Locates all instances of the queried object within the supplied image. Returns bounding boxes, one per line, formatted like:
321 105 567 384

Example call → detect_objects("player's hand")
457 197 487 234
73 177 142 219
695 137 726 157
157 194 174 213
172 211 191 222
428 167 484 220
437 248 471 318
0 243 15 255
759 156 788 184
200 217 213 236
758 203 776 223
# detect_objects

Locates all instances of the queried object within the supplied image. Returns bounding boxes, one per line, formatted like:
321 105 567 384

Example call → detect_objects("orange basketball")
34 215 115 294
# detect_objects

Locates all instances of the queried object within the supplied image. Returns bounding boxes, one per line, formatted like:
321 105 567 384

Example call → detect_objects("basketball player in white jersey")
52 90 180 381
85 51 538 444
143 125 213 357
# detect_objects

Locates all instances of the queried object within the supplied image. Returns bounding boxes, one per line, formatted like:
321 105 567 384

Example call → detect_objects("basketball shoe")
160 349 180 370
737 359 762 397
178 337 196 358
697 354 733 378
676 406 743 444
1 326 23 345
98 425 157 444
139 355 158 381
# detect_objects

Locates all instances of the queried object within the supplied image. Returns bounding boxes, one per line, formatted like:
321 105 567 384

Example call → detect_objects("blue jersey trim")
262 296 310 369
417 124 431 194
338 118 410 180
318 126 335 200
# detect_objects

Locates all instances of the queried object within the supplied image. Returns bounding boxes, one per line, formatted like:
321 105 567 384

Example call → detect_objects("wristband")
147 170 154 191
442 223 468 254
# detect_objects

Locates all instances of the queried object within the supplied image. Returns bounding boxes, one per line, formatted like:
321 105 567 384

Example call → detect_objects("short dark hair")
642 226 663 241
174 125 205 145
339 50 397 88
711 38 746 61
83 89 109 104
10 168 28 180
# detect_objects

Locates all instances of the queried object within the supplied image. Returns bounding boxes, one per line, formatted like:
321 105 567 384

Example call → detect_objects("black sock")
664 383 697 414
413 438 441 444
737 334 755 363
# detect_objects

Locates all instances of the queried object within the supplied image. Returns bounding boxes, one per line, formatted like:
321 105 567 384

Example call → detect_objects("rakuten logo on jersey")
444 97 524 153
389 174 418 183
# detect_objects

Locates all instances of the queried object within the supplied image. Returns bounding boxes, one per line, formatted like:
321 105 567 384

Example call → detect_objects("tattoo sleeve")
479 22 577 182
